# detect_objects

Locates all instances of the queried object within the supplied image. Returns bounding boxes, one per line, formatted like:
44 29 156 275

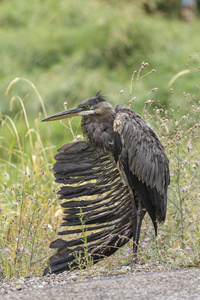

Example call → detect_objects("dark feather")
44 141 133 275
114 107 170 224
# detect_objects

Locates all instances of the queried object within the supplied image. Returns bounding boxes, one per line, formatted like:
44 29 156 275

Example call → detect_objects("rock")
0 288 7 294
71 274 78 281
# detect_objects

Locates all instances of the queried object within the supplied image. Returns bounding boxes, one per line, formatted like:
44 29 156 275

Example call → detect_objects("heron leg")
131 199 145 269
121 197 145 269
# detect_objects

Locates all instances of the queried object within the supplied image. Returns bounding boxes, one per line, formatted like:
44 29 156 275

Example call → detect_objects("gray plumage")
42 93 170 275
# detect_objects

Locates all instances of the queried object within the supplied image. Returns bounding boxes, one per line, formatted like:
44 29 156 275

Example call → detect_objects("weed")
79 208 93 272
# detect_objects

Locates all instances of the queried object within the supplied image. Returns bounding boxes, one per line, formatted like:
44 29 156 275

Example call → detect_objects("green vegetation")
1 0 200 116
0 0 200 278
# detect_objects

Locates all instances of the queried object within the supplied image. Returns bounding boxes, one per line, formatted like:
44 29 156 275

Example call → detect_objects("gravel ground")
0 267 200 300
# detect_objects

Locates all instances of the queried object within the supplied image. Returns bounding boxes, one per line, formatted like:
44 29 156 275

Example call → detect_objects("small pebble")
71 274 78 281
0 288 7 294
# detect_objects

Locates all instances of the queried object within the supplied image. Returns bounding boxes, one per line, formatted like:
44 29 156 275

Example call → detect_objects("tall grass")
0 60 200 278
0 78 62 278
138 86 200 269
116 60 200 269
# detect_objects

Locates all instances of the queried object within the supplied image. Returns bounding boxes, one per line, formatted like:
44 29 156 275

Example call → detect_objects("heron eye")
86 105 90 109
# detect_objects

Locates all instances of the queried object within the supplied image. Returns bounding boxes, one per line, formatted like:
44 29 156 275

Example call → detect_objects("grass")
0 55 200 278
0 171 59 278
0 85 60 277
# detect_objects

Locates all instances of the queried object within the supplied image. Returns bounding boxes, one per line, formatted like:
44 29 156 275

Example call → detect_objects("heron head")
42 93 114 122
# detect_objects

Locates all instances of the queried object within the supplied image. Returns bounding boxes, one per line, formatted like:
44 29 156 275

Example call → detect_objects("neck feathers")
81 103 116 154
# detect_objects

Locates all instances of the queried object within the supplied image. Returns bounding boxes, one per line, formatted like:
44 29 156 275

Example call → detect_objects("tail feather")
44 141 133 275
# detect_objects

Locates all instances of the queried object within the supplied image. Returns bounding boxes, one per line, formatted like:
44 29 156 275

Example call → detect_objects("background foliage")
0 0 200 117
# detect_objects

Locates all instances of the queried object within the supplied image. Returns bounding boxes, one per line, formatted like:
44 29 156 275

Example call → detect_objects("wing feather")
114 107 170 224
44 140 133 275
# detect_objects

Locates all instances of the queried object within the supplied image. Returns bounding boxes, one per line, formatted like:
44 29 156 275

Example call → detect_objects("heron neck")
81 111 116 154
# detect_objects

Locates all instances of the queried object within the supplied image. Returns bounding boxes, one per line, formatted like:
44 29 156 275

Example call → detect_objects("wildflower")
152 87 158 92
125 247 130 253
186 247 191 251
179 225 183 229
145 100 152 104
175 246 180 251
4 248 9 253
141 242 147 248
144 237 151 242
149 226 154 232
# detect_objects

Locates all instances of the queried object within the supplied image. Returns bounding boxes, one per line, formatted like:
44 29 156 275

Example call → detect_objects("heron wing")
44 140 133 275
113 107 170 226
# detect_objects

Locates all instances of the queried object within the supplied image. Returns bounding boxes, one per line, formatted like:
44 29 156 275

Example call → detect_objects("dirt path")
2 268 200 300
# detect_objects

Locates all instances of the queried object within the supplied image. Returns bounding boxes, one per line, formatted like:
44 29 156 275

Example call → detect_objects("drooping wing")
113 107 170 227
44 141 133 275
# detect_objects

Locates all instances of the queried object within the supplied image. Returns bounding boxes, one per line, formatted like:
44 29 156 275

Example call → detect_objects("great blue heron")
42 93 170 275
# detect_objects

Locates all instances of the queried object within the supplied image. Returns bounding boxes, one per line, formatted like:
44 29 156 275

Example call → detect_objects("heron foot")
130 256 138 271
120 261 132 267
120 256 138 270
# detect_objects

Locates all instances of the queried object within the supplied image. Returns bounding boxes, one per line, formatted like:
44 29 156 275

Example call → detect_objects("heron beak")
41 107 81 122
